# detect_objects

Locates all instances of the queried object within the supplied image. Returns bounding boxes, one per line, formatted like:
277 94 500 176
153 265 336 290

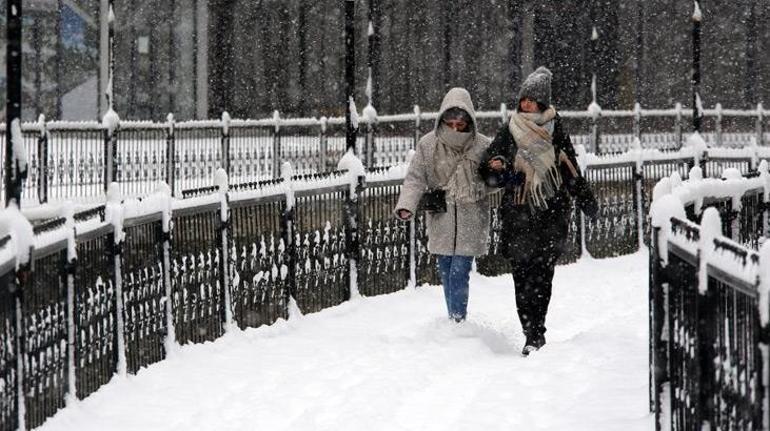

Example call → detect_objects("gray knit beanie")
517 66 553 107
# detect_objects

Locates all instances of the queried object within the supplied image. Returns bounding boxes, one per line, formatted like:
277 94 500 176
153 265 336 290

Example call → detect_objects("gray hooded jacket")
395 88 491 257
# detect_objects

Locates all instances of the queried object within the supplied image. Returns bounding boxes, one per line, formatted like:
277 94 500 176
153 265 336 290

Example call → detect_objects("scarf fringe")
513 164 563 210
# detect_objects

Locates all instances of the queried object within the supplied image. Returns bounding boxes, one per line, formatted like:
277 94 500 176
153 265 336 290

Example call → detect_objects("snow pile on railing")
650 161 770 257
584 145 698 167
5 104 767 132
0 203 34 268
650 168 769 321
31 202 76 257
122 183 173 222
22 202 100 222
662 160 770 214
584 141 770 169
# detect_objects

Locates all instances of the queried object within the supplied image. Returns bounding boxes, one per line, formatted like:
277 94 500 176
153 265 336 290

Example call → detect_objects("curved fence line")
648 166 770 429
2 104 769 208
0 155 769 430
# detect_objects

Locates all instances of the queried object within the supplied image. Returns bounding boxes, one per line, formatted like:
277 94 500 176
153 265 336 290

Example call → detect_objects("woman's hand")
559 151 578 178
488 156 506 171
396 209 413 220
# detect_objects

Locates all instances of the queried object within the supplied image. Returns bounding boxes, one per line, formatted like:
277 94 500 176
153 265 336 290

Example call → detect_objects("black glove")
567 176 599 219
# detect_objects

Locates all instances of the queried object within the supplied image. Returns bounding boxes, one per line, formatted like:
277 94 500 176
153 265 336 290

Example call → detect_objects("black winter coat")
478 116 582 263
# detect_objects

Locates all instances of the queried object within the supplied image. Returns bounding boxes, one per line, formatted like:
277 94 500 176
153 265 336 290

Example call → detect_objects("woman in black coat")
479 66 596 356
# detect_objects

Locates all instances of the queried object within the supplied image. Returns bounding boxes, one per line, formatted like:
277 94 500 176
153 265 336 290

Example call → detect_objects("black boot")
521 333 546 357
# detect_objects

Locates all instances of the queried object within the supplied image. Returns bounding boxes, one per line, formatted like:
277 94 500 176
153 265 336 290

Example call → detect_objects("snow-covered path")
40 252 653 431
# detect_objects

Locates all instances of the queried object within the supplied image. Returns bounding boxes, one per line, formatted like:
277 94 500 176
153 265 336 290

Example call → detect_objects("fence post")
37 115 48 204
760 241 770 431
64 207 77 403
589 104 602 154
166 114 176 197
413 105 421 150
344 175 364 299
213 169 233 329
159 184 176 351
280 162 297 316
221 112 230 176
633 102 642 145
408 217 416 289
319 116 328 172
675 102 683 148
272 110 281 179
105 184 127 377
728 194 740 241
634 143 645 250
648 225 666 417
365 119 375 168
697 209 720 428
715 103 723 147
13 261 28 431
362 103 378 168
760 161 769 239
579 201 588 258
579 163 589 257
499 103 508 127
102 110 120 193
757 103 764 147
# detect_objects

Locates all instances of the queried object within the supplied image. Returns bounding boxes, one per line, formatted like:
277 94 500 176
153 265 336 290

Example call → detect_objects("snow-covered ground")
40 252 653 431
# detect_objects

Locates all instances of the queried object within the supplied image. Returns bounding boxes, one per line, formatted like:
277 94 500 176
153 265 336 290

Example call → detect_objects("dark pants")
511 252 558 339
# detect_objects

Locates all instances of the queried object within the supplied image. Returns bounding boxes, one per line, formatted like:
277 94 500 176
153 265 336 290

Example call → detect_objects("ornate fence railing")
2 104 769 207
0 151 769 430
648 166 770 430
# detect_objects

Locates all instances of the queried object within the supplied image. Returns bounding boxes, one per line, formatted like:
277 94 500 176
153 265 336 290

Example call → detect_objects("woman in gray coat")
394 87 491 322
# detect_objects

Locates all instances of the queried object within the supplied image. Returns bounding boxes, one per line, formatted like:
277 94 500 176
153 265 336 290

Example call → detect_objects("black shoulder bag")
417 189 447 213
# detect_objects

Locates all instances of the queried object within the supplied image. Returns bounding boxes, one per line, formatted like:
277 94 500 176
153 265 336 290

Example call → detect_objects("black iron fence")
0 154 769 430
648 169 770 430
2 105 770 207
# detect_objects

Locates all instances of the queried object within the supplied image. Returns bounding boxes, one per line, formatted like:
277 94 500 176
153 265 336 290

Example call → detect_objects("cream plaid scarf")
508 107 563 209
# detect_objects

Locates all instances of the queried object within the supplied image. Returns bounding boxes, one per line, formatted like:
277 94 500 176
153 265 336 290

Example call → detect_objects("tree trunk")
209 0 235 117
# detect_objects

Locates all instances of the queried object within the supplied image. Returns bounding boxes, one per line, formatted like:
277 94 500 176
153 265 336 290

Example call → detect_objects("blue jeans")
436 255 474 321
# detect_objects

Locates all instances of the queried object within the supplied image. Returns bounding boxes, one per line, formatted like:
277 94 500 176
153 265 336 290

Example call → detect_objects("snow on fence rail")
0 149 769 430
648 164 770 430
1 104 769 208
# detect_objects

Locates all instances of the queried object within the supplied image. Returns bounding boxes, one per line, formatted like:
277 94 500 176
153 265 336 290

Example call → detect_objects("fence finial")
689 165 703 181
214 168 228 193
166 113 175 136
9 118 27 178
348 97 359 131
221 111 231 136
692 0 702 22
280 161 293 181
363 102 378 125
685 130 708 165
336 149 365 177
102 108 120 136
273 110 281 133
320 116 328 134
651 177 672 203
669 171 683 188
